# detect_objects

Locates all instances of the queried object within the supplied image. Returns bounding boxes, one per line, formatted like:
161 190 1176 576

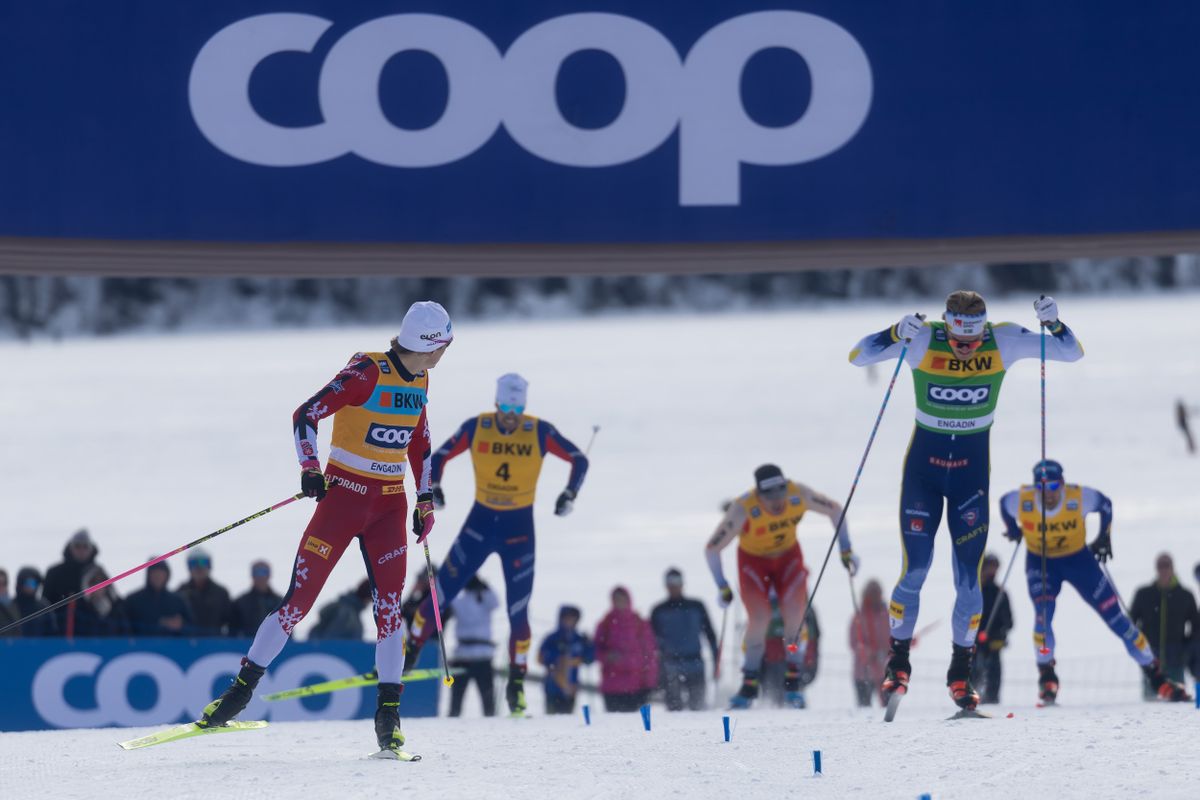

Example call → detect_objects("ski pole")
715 603 729 681
584 425 601 456
1098 562 1135 619
0 493 304 636
787 317 920 649
421 538 455 687
978 538 1022 647
1037 301 1051 656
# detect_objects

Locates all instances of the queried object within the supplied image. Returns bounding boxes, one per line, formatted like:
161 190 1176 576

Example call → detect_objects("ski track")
2 295 1199 798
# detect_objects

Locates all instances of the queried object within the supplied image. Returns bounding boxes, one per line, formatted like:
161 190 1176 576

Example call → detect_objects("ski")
370 749 422 762
883 689 905 722
118 720 268 750
946 708 991 720
263 668 450 702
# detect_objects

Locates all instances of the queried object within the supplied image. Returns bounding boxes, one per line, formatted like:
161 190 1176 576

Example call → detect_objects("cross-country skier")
404 373 588 716
704 464 857 709
199 301 453 757
849 291 1082 713
999 460 1192 703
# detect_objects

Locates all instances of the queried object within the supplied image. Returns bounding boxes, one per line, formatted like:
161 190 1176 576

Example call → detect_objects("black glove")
554 489 576 517
1003 526 1022 542
412 492 436 543
1090 531 1113 563
301 469 327 501
431 484 446 509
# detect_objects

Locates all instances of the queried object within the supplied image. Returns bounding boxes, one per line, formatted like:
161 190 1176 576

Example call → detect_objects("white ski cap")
945 311 987 339
496 373 528 407
397 301 453 352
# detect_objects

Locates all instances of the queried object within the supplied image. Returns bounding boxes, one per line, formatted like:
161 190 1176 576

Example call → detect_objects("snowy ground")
2 293 1199 797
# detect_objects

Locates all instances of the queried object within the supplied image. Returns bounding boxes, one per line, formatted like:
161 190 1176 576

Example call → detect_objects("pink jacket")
594 587 659 694
849 603 891 682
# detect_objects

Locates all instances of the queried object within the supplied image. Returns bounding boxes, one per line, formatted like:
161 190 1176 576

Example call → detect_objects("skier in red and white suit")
200 301 453 756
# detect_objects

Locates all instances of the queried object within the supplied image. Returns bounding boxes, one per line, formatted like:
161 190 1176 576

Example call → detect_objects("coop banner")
1 2 1198 242
0 638 439 731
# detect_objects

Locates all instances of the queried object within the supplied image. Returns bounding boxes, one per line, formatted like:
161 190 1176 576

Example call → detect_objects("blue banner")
1 2 1198 243
0 638 439 731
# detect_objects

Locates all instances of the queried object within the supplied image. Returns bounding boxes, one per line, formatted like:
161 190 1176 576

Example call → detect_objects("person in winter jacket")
12 567 58 637
125 561 193 636
650 568 717 711
538 604 595 715
850 579 892 706
0 568 19 637
229 561 283 638
594 586 658 712
43 529 103 632
972 553 1014 704
308 579 372 640
177 548 232 636
1131 553 1197 694
73 565 130 636
449 575 501 717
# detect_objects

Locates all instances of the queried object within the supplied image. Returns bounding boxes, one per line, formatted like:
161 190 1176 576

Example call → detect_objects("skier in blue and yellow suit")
999 460 1191 704
406 373 588 715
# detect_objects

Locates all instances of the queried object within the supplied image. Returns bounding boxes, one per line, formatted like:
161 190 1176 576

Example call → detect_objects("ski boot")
1037 661 1059 705
946 643 981 711
728 671 759 710
505 665 529 717
1142 661 1193 702
783 668 807 709
199 659 265 728
881 638 911 701
374 682 405 754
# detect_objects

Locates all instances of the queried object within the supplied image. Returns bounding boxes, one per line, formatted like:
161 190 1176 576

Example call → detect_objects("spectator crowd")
4 530 1197 714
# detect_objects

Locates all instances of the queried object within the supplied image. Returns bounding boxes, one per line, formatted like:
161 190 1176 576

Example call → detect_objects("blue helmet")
1032 459 1064 483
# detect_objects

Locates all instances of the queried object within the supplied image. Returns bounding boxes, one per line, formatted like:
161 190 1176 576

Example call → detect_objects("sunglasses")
948 337 983 351
188 559 212 570
1035 479 1063 491
498 404 525 415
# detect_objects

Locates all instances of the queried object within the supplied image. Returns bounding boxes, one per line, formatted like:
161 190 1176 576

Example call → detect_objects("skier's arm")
705 504 747 589
998 491 1022 540
1080 487 1114 543
431 418 475 485
293 354 379 470
409 407 433 494
540 421 589 495
991 321 1084 365
848 320 931 367
799 484 853 556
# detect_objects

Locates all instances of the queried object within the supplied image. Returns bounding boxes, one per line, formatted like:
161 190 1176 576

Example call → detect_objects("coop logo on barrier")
30 651 360 728
188 11 872 206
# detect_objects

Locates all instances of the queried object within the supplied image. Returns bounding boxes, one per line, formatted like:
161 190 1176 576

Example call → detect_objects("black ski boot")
881 637 912 700
1037 661 1059 705
374 682 405 753
729 671 760 710
505 665 528 717
783 668 806 709
946 643 980 710
199 659 265 728
1142 661 1193 702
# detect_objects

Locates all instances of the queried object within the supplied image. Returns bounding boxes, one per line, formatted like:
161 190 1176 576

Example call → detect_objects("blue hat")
1032 460 1063 482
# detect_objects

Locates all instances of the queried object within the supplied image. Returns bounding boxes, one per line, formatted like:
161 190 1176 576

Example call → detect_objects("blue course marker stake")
722 715 731 742
1194 683 1199 709
813 749 822 775
640 703 651 731
582 704 591 725
919 794 932 800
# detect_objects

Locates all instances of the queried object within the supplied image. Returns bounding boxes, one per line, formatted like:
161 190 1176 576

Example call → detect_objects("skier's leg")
1064 550 1154 666
663 661 684 711
496 508 537 672
448 660 468 717
1026 551 1064 664
477 661 497 717
358 502 411 685
947 489 987 649
736 549 772 675
246 487 360 669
